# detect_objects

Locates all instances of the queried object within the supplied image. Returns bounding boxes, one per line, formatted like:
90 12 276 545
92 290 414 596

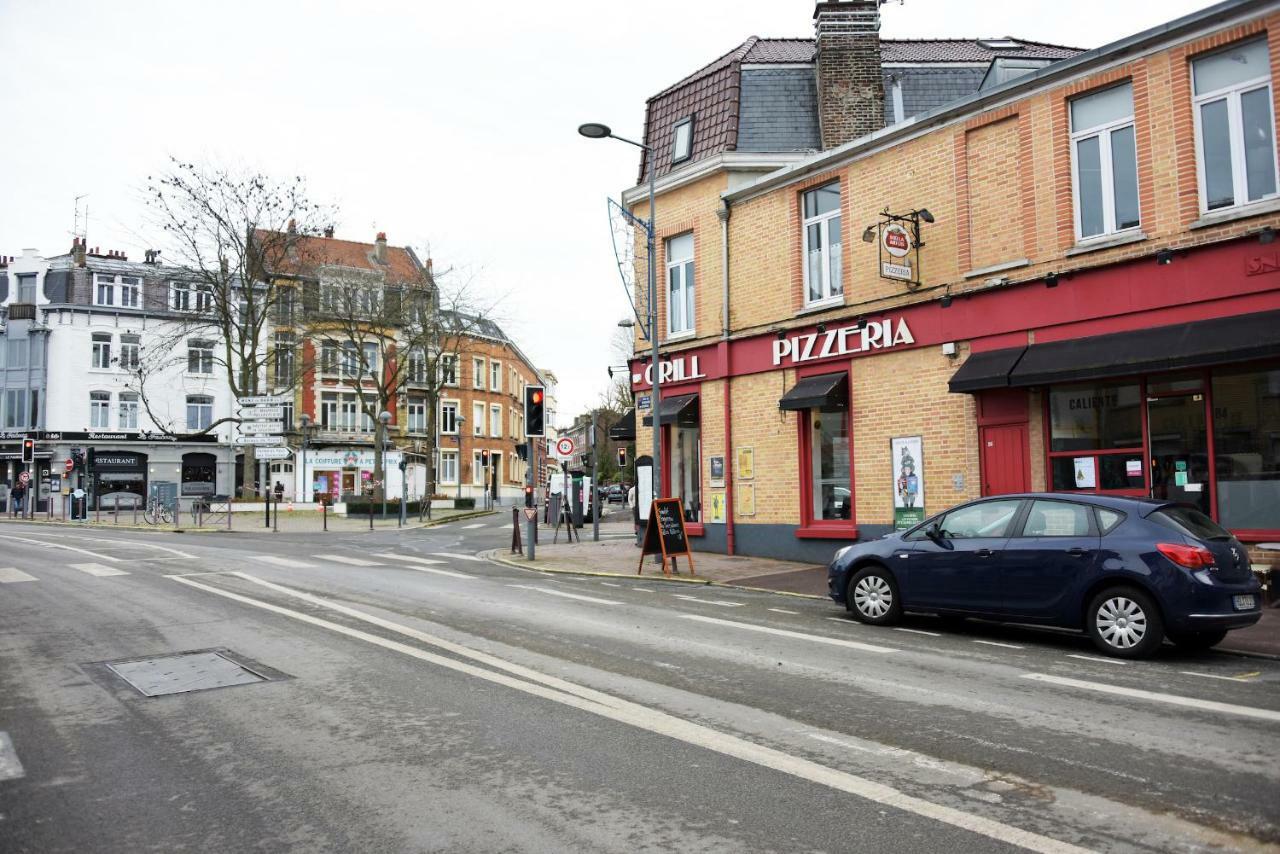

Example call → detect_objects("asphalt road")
1 517 1277 853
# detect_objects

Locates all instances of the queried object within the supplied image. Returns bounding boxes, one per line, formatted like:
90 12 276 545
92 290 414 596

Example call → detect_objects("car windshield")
1150 505 1233 541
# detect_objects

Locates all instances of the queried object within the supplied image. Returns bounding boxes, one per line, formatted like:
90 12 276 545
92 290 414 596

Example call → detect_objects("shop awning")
609 408 636 441
1009 310 1280 387
779 372 849 411
948 347 1027 393
641 394 699 427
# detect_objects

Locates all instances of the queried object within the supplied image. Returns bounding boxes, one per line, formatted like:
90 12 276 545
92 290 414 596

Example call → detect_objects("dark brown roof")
255 229 424 285
638 35 1084 182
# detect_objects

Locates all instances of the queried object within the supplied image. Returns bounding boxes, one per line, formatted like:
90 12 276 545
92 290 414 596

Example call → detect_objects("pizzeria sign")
773 317 915 366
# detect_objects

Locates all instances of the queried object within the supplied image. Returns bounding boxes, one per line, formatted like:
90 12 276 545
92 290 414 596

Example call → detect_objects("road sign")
18 471 30 485
237 436 286 446
254 447 293 460
240 421 284 435
555 437 575 457
523 507 538 522
238 395 287 407
239 405 285 420
65 458 75 473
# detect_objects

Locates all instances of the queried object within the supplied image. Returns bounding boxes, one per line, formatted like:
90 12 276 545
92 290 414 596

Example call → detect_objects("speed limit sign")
555 437 576 458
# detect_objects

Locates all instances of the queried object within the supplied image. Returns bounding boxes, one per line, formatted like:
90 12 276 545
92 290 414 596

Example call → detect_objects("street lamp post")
455 415 466 501
378 410 391 519
299 413 313 503
578 121 661 513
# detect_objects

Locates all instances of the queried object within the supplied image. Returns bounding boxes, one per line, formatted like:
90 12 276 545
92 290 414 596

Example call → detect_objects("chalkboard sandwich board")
638 498 694 577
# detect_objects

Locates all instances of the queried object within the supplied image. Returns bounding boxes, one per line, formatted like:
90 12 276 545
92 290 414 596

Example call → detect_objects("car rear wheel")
846 565 902 626
1087 587 1164 658
1168 629 1228 651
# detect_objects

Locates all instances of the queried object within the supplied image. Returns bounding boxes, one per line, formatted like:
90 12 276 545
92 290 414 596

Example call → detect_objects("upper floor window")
94 274 116 306
472 402 485 436
321 343 338 375
186 394 213 430
119 334 141 371
171 281 212 312
407 349 427 384
91 332 112 369
802 183 842 307
362 342 379 375
341 342 359 377
188 339 214 375
1194 38 1278 211
408 397 427 433
440 354 458 386
490 403 502 437
1070 82 1139 239
90 391 111 429
118 392 139 429
440 400 459 434
273 332 295 387
16 274 36 304
490 360 502 392
119 276 140 309
472 357 485 389
666 232 695 336
672 116 693 163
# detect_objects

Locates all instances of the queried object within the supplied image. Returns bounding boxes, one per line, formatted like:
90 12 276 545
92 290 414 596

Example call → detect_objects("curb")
417 509 497 528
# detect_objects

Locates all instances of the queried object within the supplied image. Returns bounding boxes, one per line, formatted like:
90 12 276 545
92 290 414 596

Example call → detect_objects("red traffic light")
531 390 543 404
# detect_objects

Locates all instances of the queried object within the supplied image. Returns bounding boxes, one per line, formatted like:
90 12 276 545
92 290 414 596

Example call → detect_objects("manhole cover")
106 651 267 697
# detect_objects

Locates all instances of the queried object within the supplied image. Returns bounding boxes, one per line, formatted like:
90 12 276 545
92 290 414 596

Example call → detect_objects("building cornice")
621 151 812 207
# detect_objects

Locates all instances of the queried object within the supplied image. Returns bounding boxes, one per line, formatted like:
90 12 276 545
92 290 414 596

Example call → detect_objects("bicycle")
142 496 173 525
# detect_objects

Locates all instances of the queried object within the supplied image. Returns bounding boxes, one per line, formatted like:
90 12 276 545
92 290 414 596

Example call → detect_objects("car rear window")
1095 508 1125 535
1149 505 1233 541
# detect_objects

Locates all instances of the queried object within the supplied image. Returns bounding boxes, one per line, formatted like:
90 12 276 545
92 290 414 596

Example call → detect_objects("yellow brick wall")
964 118 1024 270
728 369 799 524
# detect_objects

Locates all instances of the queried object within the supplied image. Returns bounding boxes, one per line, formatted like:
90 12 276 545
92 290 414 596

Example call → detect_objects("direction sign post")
237 436 286 446
254 447 293 461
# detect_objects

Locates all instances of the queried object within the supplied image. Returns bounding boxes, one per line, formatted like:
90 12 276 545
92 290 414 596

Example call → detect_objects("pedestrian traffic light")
524 385 545 437
617 447 627 468
21 438 34 463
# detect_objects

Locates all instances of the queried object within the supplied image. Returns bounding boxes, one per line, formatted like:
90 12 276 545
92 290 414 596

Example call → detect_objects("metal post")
400 466 407 527
262 461 270 528
647 149 661 508
323 501 328 531
273 494 278 532
591 415 600 542
369 491 374 530
526 441 536 561
303 430 310 503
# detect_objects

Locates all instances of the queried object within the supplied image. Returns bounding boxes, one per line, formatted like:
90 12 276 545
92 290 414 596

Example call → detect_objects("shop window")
808 408 851 521
1070 82 1139 239
673 425 701 522
666 232 695 336
1212 365 1280 531
1048 380 1144 492
1193 37 1278 211
802 182 843 307
181 453 217 496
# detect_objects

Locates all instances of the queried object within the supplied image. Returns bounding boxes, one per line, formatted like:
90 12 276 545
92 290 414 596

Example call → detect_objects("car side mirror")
925 523 944 542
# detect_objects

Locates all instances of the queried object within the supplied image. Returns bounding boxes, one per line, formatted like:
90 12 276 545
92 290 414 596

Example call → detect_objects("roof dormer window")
672 116 694 164
977 39 1023 51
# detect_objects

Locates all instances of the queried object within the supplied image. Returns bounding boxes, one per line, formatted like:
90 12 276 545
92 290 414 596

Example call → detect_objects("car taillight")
1156 542 1215 569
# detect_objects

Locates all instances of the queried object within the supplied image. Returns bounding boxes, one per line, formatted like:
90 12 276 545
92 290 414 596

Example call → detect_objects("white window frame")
671 116 693 163
338 395 360 431
439 450 459 486
408 350 427 384
472 357 485 389
490 360 502 392
118 276 140 309
490 403 502 438
185 394 213 431
118 334 141 372
90 391 111 429
1193 38 1280 213
407 398 426 433
94 273 116 307
801 183 843 308
320 393 338 429
118 392 139 429
91 333 112 370
440 400 459 435
441 353 458 387
1069 84 1140 241
665 233 695 337
472 402 485 436
472 451 486 485
188 339 214 375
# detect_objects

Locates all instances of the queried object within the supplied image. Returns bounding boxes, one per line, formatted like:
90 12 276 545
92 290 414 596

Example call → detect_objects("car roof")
980 492 1169 512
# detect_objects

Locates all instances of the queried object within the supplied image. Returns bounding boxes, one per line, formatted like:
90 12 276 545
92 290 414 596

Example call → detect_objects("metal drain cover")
107 651 266 697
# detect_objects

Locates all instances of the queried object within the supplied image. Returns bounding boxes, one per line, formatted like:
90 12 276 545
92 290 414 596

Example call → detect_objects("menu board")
638 498 694 577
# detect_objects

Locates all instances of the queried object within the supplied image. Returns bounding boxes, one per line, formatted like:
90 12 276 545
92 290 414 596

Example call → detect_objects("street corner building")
0 243 232 514
617 0 1280 564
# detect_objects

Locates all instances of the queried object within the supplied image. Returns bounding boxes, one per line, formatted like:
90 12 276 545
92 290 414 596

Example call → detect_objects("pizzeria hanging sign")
876 208 931 288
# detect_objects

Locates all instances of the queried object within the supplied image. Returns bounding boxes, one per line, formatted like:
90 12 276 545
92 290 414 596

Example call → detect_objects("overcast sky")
1 0 1216 424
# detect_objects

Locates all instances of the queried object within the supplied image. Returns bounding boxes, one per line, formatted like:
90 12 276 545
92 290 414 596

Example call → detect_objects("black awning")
1009 309 1280 387
948 347 1027 393
609 408 636 441
779 372 848 411
641 394 699 427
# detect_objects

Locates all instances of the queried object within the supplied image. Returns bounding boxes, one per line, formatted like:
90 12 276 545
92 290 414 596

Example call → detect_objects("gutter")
718 202 735 555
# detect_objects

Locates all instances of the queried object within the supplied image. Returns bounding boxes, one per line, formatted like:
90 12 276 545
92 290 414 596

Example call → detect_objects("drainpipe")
718 201 735 555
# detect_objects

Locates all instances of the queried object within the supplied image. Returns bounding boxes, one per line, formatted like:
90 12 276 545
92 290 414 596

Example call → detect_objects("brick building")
618 0 1280 562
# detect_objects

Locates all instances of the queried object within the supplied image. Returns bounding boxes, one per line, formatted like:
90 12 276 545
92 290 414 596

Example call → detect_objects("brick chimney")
73 237 86 267
323 225 334 238
374 231 387 264
814 0 885 149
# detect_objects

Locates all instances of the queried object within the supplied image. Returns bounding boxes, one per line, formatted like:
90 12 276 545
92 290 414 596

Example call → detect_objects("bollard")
368 497 374 530
133 496 139 525
323 502 328 532
273 496 278 533
114 500 119 525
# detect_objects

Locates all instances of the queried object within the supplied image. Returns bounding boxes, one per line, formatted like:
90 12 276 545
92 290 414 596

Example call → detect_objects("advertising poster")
737 447 755 480
1073 457 1097 489
737 482 756 516
709 492 726 523
891 436 925 530
709 455 725 488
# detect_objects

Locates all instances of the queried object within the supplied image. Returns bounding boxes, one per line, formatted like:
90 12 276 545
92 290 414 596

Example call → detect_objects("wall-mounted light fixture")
1156 248 1174 265
1044 272 1059 289
816 322 827 334
1259 226 1276 245
861 225 877 243
940 289 952 309
775 329 787 340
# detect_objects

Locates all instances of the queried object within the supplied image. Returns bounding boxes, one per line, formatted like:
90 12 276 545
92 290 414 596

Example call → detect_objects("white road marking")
682 615 897 654
599 582 622 588
507 584 621 605
0 567 38 583
826 617 860 626
57 535 194 559
320 555 384 567
631 588 656 593
894 627 942 637
768 608 800 615
462 523 486 530
373 553 444 566
673 593 742 608
973 639 1024 650
0 732 24 781
0 534 121 562
431 552 485 562
1065 654 1127 666
1021 673 1280 723
1178 671 1258 683
673 594 702 601
170 573 1085 854
68 563 129 577
249 555 317 569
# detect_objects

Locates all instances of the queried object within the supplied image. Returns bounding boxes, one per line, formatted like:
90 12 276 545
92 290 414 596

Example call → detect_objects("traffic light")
617 447 627 468
21 438 34 464
524 385 546 437
481 449 490 466
524 484 534 507
86 447 95 471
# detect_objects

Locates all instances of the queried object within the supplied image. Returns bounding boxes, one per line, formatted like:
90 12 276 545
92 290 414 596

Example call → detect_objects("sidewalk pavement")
0 507 492 534
487 518 1280 660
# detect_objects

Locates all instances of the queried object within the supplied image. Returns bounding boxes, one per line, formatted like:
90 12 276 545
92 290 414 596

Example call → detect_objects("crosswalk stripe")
431 553 485 562
249 555 318 569
69 563 130 577
462 523 486 530
373 553 443 566
319 555 384 567
0 568 38 583
373 554 471 578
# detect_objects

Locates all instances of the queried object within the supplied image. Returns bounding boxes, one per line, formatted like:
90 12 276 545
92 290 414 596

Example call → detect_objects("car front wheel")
846 565 902 626
1087 587 1164 658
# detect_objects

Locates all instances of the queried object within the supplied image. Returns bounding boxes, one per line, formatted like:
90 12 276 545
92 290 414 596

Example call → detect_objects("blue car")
827 493 1263 658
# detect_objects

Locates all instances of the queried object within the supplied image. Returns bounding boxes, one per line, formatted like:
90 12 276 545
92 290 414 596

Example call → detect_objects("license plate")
1233 594 1257 611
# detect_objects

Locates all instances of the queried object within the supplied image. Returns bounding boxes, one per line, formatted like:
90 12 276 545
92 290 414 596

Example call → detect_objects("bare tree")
133 158 330 495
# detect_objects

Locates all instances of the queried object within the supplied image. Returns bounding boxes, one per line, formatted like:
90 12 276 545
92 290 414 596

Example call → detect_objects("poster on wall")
737 482 756 516
737 447 755 480
891 436 925 530
709 455 725 488
709 492 726 523
1073 456 1097 489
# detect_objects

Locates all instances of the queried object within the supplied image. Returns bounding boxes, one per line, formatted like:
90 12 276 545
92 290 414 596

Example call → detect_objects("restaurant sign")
772 317 915 366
